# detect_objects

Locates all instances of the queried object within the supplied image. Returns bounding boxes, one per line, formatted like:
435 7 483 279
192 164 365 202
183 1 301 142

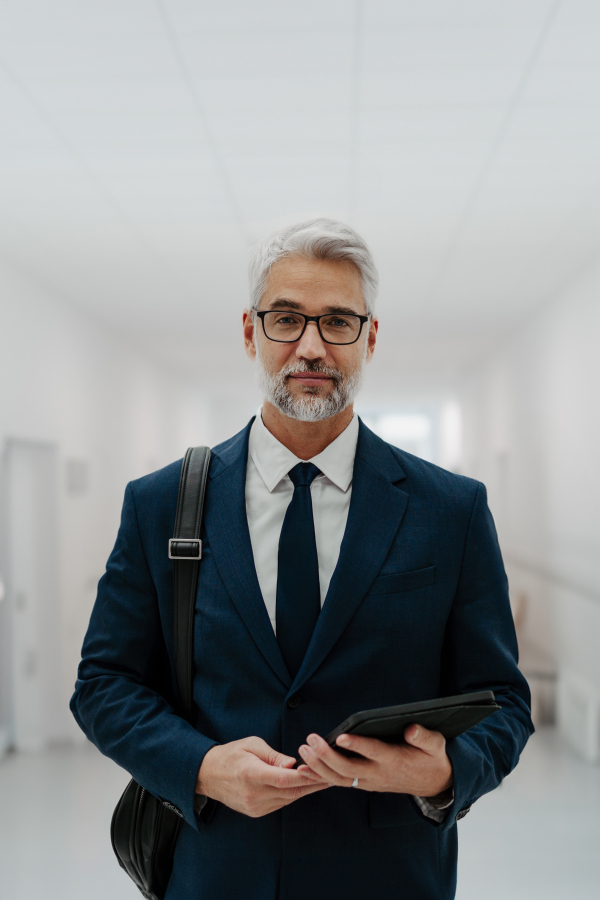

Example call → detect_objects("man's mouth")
288 373 334 386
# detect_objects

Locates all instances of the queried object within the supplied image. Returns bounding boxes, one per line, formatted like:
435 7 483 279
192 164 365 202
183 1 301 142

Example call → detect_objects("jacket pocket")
369 565 436 595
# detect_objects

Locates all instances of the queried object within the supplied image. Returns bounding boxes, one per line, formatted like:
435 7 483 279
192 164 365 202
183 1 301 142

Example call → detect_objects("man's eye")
276 316 297 325
330 318 350 328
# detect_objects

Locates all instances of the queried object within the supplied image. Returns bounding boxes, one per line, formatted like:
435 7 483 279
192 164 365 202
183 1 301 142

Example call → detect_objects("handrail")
504 553 600 605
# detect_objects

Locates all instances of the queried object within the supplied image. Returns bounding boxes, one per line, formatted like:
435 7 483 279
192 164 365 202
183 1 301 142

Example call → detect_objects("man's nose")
295 321 327 360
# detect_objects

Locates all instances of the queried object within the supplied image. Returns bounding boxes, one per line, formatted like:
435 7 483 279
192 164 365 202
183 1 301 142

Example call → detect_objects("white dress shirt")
245 411 358 633
242 410 452 822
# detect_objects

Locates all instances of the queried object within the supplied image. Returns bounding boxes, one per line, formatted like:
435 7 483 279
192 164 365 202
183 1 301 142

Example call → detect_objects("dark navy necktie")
276 462 322 679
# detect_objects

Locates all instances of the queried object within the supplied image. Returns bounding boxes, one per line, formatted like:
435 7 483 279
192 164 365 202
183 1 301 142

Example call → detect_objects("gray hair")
248 217 378 316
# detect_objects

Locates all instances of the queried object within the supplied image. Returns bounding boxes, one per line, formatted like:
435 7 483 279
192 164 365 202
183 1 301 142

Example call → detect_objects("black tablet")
324 690 500 758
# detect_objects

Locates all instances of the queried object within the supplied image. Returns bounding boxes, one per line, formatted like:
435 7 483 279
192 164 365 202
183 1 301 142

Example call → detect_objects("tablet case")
325 690 500 757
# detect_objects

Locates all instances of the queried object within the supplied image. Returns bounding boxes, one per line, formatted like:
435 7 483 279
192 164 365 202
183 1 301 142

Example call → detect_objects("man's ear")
366 317 378 361
243 309 257 360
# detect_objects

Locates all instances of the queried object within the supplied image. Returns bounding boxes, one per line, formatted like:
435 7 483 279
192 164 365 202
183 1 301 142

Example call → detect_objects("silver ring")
351 777 359 788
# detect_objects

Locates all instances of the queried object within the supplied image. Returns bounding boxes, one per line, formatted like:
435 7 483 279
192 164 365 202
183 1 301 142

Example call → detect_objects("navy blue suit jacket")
71 419 533 900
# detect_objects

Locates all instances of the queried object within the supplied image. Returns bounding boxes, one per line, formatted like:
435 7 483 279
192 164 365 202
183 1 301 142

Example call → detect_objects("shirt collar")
249 410 359 493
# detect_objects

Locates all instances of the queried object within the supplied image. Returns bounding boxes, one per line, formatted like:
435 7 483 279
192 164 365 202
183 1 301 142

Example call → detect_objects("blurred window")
360 412 434 462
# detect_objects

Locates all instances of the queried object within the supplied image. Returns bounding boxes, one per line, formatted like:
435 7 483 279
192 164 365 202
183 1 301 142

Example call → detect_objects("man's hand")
297 724 453 797
196 736 329 818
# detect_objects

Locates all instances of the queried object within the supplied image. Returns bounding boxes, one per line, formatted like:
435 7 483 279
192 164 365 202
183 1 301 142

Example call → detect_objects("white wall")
0 258 211 746
460 258 600 757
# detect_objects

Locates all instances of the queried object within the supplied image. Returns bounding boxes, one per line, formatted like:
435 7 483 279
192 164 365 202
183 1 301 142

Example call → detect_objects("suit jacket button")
287 694 301 709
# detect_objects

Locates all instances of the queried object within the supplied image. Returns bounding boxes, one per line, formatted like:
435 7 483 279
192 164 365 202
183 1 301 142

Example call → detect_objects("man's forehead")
261 256 366 312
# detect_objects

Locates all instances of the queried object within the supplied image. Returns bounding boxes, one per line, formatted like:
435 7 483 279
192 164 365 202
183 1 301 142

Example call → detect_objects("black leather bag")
110 446 211 900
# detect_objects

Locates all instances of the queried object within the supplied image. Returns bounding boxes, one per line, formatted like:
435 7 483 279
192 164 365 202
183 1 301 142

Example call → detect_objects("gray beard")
256 349 367 423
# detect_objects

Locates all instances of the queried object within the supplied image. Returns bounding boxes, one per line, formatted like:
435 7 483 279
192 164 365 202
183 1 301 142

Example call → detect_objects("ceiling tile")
358 137 489 163
507 103 600 138
362 24 540 70
538 0 600 64
0 0 164 37
192 74 350 113
52 112 207 154
227 156 348 219
25 75 195 116
163 0 351 32
364 0 555 28
523 64 600 103
0 36 178 79
0 73 32 114
176 30 352 78
361 67 522 106
493 135 600 173
360 104 504 141
209 108 350 153
0 166 129 226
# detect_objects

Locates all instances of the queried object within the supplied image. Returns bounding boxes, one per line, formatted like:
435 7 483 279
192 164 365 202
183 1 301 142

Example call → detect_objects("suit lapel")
203 421 291 689
293 421 409 691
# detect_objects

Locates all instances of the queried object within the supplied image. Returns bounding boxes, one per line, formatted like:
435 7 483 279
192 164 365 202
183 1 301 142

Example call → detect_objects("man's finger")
404 724 446 755
297 762 345 785
244 736 296 768
245 736 297 769
257 759 323 789
277 782 331 801
269 750 298 767
298 737 368 785
335 733 386 761
297 749 347 786
302 734 369 777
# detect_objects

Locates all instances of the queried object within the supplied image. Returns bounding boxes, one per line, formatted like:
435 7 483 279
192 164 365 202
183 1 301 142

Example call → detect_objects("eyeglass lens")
262 311 361 344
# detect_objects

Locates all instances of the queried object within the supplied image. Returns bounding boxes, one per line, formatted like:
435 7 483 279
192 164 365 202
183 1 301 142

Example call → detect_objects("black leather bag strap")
169 446 211 723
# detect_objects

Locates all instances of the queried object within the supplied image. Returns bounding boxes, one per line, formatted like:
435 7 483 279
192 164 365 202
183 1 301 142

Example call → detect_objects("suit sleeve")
70 482 217 832
438 482 534 831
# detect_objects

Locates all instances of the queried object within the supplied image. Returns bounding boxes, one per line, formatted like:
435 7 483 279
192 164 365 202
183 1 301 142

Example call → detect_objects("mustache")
280 360 343 384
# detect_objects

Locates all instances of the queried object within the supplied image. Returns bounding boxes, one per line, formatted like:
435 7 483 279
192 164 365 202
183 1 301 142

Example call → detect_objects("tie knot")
288 462 321 488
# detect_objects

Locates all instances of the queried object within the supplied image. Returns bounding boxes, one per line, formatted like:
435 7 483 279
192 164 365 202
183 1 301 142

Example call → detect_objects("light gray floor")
0 728 598 899
456 727 600 900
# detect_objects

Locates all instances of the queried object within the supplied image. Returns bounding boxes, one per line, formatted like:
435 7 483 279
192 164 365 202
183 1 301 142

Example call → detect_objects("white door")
3 439 61 751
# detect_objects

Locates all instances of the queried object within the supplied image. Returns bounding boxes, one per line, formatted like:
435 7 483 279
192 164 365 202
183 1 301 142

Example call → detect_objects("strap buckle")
168 538 202 560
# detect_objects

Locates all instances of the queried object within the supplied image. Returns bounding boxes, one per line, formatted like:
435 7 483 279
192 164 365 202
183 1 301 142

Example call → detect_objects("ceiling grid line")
424 0 563 302
155 0 251 245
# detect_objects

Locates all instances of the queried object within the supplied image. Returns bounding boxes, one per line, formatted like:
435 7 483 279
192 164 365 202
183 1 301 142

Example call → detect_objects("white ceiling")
2 0 600 387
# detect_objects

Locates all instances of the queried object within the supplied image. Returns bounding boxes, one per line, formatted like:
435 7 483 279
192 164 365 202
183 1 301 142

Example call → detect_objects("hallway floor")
456 726 600 899
0 727 598 899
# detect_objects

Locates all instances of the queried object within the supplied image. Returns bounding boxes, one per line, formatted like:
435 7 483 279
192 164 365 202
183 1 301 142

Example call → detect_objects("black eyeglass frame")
255 310 370 345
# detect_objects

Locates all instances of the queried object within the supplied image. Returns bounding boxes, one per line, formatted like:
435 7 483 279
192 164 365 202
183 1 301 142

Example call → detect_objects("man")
71 218 533 900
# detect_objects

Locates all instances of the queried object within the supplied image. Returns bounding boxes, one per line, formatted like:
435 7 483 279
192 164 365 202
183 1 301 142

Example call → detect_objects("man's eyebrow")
265 298 302 310
322 305 365 316
266 299 365 316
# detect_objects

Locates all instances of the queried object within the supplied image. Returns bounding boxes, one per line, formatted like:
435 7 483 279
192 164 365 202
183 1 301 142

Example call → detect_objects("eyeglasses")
256 310 369 345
